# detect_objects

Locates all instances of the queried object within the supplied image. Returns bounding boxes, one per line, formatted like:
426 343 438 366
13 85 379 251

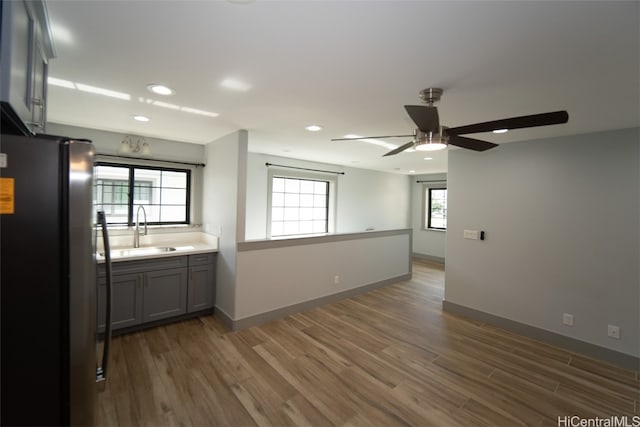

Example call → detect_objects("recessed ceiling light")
424 157 433 160
133 115 150 122
305 125 323 132
147 84 174 96
493 128 508 134
220 78 252 92
409 170 416 173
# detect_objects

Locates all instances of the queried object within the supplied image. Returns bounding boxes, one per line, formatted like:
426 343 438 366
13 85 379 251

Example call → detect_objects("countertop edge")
96 245 218 264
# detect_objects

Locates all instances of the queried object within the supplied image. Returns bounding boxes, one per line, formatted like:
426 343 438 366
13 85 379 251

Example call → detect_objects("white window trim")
266 168 337 239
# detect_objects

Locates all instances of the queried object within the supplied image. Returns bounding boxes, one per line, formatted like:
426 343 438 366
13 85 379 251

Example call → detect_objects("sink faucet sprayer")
133 205 147 248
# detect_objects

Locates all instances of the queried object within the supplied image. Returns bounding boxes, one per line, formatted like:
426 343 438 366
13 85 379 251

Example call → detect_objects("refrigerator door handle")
96 211 113 383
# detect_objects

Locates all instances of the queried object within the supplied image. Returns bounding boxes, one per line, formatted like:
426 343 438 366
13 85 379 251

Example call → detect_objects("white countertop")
96 231 218 263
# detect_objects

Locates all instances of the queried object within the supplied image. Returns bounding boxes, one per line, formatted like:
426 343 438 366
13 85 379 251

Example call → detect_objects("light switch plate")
464 230 481 240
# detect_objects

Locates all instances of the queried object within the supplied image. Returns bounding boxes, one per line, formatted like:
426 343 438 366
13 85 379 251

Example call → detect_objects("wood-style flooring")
97 259 639 426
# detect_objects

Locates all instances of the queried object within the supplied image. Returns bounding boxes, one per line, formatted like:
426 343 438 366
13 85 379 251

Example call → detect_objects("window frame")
424 185 447 231
266 169 337 238
94 162 191 226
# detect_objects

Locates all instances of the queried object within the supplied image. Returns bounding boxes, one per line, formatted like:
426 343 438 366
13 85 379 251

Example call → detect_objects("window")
426 187 447 230
268 174 334 237
93 163 190 225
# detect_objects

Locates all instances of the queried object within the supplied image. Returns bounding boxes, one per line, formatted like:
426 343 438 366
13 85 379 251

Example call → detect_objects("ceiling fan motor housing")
416 126 448 142
418 87 443 106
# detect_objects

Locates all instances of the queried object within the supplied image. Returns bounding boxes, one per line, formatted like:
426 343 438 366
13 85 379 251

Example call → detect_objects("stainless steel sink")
99 246 177 258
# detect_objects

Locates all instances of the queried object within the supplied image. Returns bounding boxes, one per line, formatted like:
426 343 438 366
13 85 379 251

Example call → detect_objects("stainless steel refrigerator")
1 133 112 425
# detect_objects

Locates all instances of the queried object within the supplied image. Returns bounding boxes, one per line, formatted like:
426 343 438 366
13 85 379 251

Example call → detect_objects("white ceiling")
45 1 639 175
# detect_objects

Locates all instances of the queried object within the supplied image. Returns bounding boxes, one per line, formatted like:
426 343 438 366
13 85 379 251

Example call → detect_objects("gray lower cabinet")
188 253 216 312
97 273 143 332
97 252 216 333
143 267 188 323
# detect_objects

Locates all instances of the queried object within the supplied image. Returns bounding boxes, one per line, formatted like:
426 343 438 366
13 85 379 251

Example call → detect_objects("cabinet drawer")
188 252 215 266
98 255 188 276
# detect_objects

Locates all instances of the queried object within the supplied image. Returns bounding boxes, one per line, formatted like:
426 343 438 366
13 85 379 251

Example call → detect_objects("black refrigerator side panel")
1 135 65 425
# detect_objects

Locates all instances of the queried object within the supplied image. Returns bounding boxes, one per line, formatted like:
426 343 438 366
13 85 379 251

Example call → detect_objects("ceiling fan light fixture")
415 142 447 152
414 127 448 151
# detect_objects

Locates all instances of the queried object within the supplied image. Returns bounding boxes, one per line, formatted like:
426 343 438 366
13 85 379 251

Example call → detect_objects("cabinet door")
188 264 214 312
142 267 188 323
1 0 34 121
97 273 143 332
29 33 47 131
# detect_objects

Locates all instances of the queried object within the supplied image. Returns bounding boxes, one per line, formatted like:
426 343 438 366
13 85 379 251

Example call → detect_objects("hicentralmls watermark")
558 416 640 427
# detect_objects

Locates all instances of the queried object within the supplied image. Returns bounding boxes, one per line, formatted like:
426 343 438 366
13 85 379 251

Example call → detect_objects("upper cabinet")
0 0 55 135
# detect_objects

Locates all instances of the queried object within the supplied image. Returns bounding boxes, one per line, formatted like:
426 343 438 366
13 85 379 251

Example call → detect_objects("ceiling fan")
332 88 569 156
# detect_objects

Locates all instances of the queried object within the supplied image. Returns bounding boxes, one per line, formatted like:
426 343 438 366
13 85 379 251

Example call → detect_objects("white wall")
46 122 205 162
202 130 248 319
245 153 411 240
336 165 411 234
47 122 205 224
236 231 411 320
411 172 447 261
445 128 639 356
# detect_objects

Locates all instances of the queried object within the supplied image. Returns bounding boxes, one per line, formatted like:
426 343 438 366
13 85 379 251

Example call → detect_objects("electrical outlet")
608 324 620 339
562 313 574 326
334 275 340 285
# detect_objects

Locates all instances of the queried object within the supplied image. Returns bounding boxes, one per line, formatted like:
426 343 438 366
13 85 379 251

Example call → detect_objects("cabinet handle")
30 98 45 129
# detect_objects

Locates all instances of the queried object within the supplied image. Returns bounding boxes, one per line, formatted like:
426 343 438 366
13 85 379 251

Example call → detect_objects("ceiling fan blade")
383 141 415 157
331 134 414 141
404 105 440 132
447 110 569 135
449 135 498 152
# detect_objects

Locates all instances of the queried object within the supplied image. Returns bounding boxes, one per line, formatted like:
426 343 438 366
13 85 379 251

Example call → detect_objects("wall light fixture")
118 135 151 156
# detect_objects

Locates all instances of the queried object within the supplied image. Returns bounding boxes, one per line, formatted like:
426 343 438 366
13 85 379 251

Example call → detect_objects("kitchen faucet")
133 205 147 248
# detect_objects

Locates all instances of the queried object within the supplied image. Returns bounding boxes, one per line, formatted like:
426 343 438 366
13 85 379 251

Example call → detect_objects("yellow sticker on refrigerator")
0 177 15 214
